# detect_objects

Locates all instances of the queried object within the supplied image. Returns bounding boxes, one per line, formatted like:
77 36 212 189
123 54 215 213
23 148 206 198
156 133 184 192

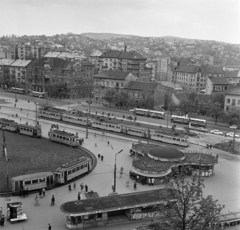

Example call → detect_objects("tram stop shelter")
60 188 175 229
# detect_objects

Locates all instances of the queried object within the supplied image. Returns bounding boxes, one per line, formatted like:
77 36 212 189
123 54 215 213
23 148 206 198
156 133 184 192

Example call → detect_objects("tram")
130 108 165 119
10 87 26 94
12 172 54 193
0 118 18 132
48 129 80 147
18 123 42 137
54 157 92 184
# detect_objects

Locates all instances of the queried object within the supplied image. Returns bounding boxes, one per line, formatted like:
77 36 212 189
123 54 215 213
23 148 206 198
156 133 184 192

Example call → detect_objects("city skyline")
0 0 240 44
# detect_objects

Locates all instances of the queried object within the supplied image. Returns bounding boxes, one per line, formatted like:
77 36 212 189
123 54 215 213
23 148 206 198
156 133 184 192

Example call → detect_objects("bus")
10 87 26 94
30 91 47 98
189 118 207 128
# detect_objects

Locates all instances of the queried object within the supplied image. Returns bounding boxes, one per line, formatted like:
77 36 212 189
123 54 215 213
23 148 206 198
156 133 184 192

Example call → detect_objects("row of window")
67 163 88 175
153 134 187 142
51 133 78 142
25 177 46 185
226 98 240 106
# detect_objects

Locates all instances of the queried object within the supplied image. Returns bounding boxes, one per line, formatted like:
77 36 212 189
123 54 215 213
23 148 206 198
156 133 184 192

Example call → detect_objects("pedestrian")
134 182 137 190
101 155 104 161
148 178 151 186
126 180 129 187
26 188 29 197
119 171 123 178
35 195 39 206
19 189 22 197
107 141 110 145
98 153 101 158
151 178 155 186
82 138 84 144
0 215 5 226
85 184 88 193
48 223 52 230
68 184 72 191
39 189 42 198
80 183 84 192
136 175 139 182
51 195 55 206
78 192 81 200
42 188 46 196
22 188 25 198
73 181 76 190
94 132 96 137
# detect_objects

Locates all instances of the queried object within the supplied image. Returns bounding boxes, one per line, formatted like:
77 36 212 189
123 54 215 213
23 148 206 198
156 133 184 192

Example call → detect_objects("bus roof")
12 172 53 181
60 188 175 216
18 123 41 129
0 118 18 124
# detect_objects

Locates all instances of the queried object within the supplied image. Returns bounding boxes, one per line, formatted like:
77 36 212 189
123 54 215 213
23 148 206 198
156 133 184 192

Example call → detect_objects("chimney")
124 45 127 52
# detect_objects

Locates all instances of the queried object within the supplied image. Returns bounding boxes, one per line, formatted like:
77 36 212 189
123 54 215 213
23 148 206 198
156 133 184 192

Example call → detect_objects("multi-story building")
200 66 225 78
0 59 15 87
175 65 203 92
0 46 12 59
205 77 229 95
159 57 171 81
9 60 32 88
88 50 102 71
224 70 240 85
99 49 147 78
224 86 240 112
26 57 94 99
93 70 138 103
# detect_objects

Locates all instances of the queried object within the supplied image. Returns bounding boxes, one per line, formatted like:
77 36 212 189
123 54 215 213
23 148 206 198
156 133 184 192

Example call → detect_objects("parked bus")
29 91 47 98
10 87 26 94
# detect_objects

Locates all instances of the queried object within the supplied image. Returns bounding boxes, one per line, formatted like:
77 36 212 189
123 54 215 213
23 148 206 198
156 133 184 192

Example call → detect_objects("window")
227 99 230 104
32 179 38 184
25 180 31 185
39 178 45 182
232 99 236 106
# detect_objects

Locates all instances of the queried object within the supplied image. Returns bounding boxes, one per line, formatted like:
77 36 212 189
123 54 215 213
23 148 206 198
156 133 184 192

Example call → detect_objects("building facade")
93 70 138 103
99 49 147 78
205 77 229 95
26 57 94 99
0 59 15 87
224 86 240 112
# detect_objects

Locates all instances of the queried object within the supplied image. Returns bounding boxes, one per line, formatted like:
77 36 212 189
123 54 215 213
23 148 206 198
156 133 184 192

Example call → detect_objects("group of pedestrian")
51 124 59 130
206 144 212 149
19 188 29 197
0 215 5 226
80 183 89 193
79 138 84 145
148 178 155 186
97 153 104 161
39 188 46 198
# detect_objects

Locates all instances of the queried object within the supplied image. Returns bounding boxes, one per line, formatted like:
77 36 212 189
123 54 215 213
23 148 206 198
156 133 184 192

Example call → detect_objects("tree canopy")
102 89 117 107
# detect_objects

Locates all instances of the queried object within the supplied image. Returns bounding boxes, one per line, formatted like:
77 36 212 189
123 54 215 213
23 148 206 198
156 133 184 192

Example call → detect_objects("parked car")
195 127 208 133
230 125 238 129
226 132 239 138
210 130 223 135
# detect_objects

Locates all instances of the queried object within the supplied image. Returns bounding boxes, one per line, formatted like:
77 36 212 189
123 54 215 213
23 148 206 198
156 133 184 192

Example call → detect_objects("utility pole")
232 127 237 152
113 149 123 193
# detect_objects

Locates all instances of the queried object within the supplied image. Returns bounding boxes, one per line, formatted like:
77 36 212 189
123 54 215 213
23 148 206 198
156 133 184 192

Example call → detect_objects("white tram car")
0 118 18 132
12 172 54 193
48 129 80 147
18 123 42 137
38 108 63 120
62 113 89 126
54 157 92 184
151 131 189 147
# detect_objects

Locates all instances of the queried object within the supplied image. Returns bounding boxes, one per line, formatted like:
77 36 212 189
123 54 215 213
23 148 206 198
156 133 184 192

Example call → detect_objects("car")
195 127 208 133
226 132 239 138
230 125 238 129
210 130 223 135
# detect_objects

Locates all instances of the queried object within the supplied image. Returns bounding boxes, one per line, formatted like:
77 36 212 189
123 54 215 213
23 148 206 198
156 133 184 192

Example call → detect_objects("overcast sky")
0 0 239 44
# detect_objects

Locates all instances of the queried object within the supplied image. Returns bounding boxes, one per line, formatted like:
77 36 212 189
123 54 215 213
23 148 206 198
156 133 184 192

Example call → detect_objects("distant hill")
81 32 140 40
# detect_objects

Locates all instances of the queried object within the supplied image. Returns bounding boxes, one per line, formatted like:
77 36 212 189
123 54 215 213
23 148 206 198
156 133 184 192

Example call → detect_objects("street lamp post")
113 149 123 193
231 127 237 152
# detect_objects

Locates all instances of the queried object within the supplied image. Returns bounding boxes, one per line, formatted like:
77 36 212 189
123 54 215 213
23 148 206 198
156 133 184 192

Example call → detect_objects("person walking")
26 188 29 197
78 192 81 201
126 180 129 187
39 189 42 198
35 195 39 206
101 155 104 161
48 223 52 230
42 188 46 197
151 178 155 186
133 182 137 190
107 141 110 145
0 215 5 226
85 184 88 193
68 184 72 191
80 183 84 192
19 189 22 197
98 153 101 159
51 195 55 206
73 182 76 190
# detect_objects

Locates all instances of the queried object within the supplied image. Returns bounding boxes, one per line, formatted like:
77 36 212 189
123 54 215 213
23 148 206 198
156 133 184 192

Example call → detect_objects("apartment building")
175 65 203 92
99 48 147 78
0 59 15 87
9 60 32 88
26 57 94 99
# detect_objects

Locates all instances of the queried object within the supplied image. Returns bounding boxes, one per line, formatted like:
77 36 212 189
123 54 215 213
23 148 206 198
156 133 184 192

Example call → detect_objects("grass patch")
214 141 240 154
0 131 84 193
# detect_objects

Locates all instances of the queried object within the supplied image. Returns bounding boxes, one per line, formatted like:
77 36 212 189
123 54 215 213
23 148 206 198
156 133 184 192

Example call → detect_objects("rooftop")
225 86 240 96
94 70 131 80
200 66 224 74
100 50 146 60
10 59 32 67
224 70 239 78
0 59 15 66
60 188 173 215
124 81 159 91
149 146 185 160
209 77 229 85
175 65 199 73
